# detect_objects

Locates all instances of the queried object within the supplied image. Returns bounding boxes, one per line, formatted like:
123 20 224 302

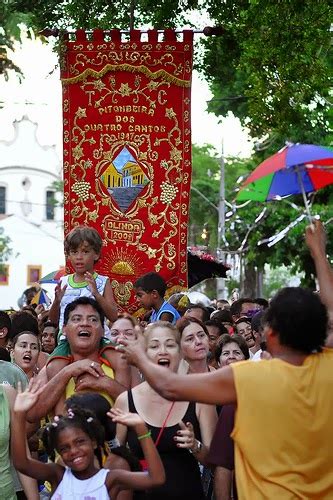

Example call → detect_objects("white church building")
0 116 64 309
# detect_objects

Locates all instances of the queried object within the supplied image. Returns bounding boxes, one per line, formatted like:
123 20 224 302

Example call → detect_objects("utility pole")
217 138 226 299
129 0 135 30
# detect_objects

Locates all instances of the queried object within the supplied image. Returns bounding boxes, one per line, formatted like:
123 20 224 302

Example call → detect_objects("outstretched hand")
54 282 67 303
108 407 146 429
14 379 44 414
115 327 146 367
305 219 326 258
84 272 98 296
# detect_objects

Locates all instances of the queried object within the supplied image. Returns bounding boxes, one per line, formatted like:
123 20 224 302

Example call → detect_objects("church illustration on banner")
100 146 149 212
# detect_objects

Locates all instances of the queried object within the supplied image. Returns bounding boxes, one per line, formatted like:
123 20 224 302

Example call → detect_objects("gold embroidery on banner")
65 61 190 277
62 63 190 87
101 247 144 279
101 216 144 245
111 279 133 306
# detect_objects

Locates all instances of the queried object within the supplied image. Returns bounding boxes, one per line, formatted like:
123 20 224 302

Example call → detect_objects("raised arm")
305 220 333 313
10 382 62 485
3 386 40 500
107 408 165 492
48 282 67 324
120 340 237 406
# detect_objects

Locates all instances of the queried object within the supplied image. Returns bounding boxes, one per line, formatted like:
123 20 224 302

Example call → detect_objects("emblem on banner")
100 145 149 213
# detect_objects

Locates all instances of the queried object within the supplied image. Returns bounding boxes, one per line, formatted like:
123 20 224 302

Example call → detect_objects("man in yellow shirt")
121 220 333 499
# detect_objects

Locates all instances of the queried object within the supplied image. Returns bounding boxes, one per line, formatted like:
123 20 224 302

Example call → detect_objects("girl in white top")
11 381 165 500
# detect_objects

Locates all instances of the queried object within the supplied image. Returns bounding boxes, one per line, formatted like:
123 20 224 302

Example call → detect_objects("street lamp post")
217 138 226 299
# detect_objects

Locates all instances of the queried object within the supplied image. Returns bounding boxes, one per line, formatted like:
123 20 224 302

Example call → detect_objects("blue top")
150 301 181 325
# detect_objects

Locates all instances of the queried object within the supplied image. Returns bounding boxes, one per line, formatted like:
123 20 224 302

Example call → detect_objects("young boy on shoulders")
134 272 180 325
49 226 118 330
47 227 130 396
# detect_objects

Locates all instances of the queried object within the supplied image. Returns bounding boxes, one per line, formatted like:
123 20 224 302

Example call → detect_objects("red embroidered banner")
61 29 193 314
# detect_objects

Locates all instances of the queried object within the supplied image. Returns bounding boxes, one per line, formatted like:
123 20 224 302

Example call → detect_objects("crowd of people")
0 220 332 499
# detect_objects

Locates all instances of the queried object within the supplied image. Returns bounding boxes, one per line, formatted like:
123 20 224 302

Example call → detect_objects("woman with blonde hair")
114 321 217 499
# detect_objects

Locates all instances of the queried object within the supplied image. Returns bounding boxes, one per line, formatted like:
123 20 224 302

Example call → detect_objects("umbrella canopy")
237 143 333 202
31 289 51 306
39 268 65 284
187 249 229 288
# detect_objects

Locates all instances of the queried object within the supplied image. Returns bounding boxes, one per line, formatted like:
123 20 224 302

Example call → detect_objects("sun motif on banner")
100 146 149 213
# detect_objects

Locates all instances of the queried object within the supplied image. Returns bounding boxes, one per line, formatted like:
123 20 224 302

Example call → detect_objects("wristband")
137 430 152 441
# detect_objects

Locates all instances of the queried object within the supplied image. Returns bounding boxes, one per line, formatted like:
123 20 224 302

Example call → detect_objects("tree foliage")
0 231 12 273
202 1 332 141
2 0 332 293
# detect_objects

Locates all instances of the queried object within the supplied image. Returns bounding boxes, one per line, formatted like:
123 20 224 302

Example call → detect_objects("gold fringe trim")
62 63 191 87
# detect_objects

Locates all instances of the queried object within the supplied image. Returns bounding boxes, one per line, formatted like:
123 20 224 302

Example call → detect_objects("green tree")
0 231 12 273
190 145 254 252
3 0 332 294
190 144 220 249
202 1 332 141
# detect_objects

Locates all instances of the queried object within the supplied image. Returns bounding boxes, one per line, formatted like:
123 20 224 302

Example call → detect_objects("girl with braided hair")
11 381 165 499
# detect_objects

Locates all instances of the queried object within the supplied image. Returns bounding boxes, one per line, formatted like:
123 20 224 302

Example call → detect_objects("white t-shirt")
51 467 109 500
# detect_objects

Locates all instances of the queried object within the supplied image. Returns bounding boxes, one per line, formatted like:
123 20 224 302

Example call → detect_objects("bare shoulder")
196 400 218 419
114 381 145 409
114 390 129 410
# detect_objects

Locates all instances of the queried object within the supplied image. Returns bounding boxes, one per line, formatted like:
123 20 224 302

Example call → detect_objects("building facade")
0 116 64 309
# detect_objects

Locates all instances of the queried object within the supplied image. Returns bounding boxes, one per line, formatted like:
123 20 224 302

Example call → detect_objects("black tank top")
127 390 205 500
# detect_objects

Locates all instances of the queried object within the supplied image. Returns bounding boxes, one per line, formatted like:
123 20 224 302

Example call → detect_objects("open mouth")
158 358 170 367
72 456 85 466
78 331 91 338
22 354 32 362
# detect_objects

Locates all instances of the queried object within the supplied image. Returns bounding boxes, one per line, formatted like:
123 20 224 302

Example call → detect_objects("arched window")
46 190 55 220
0 186 6 214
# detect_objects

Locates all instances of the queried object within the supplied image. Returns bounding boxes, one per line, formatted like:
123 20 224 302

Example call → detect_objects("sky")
0 32 254 158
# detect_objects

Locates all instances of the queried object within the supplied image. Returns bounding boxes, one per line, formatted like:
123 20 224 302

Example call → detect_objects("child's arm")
17 446 41 500
48 282 67 324
106 408 165 492
4 386 40 500
85 273 118 322
10 381 64 486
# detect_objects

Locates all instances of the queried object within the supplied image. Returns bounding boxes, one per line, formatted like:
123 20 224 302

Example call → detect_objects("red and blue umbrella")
39 268 65 284
237 143 333 218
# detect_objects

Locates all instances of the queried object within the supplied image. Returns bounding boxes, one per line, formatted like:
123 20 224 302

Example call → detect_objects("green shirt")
0 361 28 390
0 386 16 499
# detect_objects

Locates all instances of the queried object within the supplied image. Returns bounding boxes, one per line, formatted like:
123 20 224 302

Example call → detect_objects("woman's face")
13 333 39 375
236 321 255 348
110 318 136 344
146 326 180 372
219 341 245 367
180 322 209 362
